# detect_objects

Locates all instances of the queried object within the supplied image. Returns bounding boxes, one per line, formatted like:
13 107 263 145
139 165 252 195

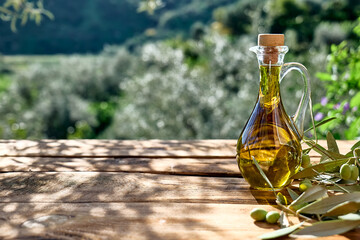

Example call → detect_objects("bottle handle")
280 62 311 138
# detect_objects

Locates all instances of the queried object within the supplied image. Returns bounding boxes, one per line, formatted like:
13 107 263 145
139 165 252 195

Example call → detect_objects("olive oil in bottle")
236 65 301 190
236 34 310 190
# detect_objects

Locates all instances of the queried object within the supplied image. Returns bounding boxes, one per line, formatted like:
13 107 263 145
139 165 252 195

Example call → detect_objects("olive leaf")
317 131 339 162
304 139 346 161
287 187 299 201
279 211 290 228
289 185 327 207
351 141 360 151
42 9 54 20
326 132 339 153
290 220 360 238
327 184 360 192
331 182 351 193
0 6 12 14
10 16 16 32
252 156 276 197
339 213 360 221
304 117 336 134
287 188 310 211
324 201 360 217
291 158 348 179
259 222 304 240
298 192 360 215
276 192 287 205
302 148 312 155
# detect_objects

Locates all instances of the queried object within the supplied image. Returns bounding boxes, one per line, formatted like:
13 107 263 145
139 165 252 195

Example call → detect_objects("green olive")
299 179 312 192
266 211 280 224
299 182 311 192
250 208 267 221
301 178 311 184
301 154 311 168
340 164 352 180
350 164 359 181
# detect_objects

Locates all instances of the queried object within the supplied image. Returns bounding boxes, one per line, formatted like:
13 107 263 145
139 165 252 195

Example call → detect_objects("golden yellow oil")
236 65 301 190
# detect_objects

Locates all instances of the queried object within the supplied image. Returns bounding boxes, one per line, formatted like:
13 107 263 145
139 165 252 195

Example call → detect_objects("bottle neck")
250 46 288 108
259 65 281 108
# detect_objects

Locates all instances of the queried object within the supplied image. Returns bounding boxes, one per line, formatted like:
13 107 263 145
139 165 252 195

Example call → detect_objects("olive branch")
0 0 53 32
253 117 360 239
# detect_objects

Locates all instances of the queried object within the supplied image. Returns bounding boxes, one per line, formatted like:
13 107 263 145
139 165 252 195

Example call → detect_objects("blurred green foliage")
314 19 360 139
0 51 136 138
0 32 328 139
213 0 360 52
0 0 359 140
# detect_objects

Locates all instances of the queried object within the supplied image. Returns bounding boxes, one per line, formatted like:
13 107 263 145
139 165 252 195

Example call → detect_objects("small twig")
275 200 313 222
332 183 351 193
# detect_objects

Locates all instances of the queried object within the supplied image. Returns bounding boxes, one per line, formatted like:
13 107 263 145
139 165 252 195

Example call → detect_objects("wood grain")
0 139 237 157
0 202 358 240
0 139 356 157
0 172 275 204
0 139 356 176
0 156 241 176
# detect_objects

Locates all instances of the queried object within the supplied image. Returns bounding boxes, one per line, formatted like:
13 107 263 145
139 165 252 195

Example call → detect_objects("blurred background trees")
0 0 359 139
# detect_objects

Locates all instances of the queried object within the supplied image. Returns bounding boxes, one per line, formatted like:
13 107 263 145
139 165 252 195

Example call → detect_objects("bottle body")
236 65 302 190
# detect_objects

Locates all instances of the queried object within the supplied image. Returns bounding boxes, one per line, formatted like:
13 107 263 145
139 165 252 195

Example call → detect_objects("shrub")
101 37 259 139
0 50 136 139
314 21 360 139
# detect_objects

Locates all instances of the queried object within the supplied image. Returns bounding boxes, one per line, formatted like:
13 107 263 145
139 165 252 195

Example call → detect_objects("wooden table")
0 139 359 239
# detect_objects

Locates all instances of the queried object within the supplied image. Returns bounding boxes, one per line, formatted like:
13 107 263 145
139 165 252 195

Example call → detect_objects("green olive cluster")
340 163 359 181
250 208 280 224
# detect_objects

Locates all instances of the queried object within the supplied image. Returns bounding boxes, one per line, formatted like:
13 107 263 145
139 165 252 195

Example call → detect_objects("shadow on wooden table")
0 140 258 239
1 140 358 239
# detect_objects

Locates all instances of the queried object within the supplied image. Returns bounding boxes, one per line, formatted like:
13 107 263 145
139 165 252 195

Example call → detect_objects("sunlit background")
0 0 359 140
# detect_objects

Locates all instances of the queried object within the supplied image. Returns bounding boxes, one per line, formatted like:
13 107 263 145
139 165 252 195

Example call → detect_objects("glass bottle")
236 34 310 190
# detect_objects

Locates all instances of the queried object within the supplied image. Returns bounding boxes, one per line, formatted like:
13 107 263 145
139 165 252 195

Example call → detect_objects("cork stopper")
258 34 284 46
258 34 284 64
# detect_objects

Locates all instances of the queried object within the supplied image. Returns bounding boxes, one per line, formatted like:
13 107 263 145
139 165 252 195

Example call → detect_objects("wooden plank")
0 139 356 158
0 202 358 240
0 139 236 157
0 140 355 176
0 139 356 175
0 172 276 204
0 156 241 176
